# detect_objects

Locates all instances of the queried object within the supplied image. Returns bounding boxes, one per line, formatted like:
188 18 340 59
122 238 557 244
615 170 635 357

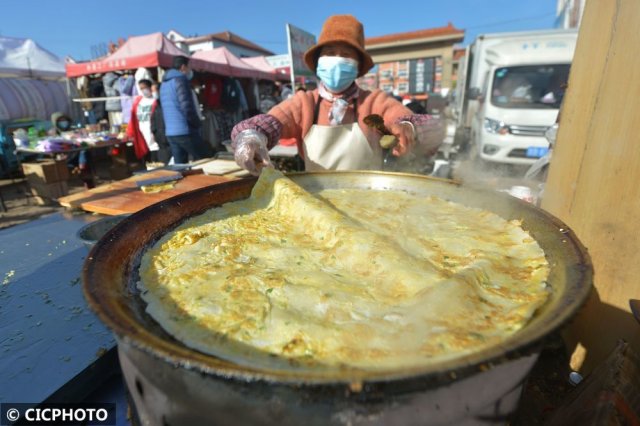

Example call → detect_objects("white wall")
187 41 214 53
186 40 265 58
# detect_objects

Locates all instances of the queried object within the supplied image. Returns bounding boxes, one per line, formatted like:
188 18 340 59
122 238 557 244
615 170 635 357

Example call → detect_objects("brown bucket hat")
304 15 374 78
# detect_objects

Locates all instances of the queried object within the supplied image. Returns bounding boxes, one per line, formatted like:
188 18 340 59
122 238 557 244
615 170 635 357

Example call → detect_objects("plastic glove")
232 129 273 175
389 122 415 156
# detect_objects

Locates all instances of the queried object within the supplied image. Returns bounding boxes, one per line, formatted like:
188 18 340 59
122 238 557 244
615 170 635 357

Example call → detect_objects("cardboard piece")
29 181 69 203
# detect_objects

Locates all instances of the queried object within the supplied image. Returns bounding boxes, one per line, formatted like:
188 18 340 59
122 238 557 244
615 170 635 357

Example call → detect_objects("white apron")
302 97 382 171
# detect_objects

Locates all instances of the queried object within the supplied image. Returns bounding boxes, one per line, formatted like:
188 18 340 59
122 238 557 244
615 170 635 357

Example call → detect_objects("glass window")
490 64 570 109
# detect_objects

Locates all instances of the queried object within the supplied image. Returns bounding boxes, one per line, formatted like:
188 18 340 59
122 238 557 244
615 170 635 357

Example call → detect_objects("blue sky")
2 0 558 60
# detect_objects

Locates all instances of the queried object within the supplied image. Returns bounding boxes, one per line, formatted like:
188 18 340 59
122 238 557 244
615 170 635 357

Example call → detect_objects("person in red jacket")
127 79 161 164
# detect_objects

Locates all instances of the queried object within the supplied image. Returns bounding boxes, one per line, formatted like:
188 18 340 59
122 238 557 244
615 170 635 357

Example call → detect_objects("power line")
251 12 557 46
251 41 288 46
465 12 555 30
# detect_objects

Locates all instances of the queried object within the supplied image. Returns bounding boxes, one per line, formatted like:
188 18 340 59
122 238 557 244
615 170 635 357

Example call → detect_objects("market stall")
65 35 275 158
64 34 292 171
241 55 290 81
189 47 271 151
192 47 273 80
0 36 77 177
65 32 211 78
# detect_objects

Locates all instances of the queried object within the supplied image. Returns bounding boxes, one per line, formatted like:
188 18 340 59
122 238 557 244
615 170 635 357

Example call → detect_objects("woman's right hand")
232 130 273 175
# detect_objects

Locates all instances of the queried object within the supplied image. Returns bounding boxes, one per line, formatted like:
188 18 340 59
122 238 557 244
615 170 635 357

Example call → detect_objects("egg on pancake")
138 169 550 370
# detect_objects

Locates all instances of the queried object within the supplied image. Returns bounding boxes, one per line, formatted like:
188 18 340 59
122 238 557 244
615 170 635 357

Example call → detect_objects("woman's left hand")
389 122 414 156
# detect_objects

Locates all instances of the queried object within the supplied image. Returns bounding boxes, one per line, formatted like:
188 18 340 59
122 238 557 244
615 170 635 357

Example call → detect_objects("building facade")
166 30 273 58
360 23 464 97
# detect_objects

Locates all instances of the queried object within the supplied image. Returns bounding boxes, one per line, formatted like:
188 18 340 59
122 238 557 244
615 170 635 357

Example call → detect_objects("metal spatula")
363 114 398 149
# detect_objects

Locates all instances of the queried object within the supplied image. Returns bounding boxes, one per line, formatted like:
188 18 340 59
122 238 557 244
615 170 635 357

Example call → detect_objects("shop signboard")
286 23 316 86
266 54 291 69
409 58 435 94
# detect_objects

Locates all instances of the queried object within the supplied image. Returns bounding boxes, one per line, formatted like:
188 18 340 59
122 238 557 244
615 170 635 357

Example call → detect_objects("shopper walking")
160 56 207 163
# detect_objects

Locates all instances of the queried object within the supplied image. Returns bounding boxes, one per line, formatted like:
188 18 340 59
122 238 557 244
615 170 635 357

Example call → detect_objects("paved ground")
0 176 103 230
0 155 120 230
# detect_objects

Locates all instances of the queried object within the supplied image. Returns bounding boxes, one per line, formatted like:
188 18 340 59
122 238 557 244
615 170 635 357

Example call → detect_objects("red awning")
192 47 273 80
66 33 213 77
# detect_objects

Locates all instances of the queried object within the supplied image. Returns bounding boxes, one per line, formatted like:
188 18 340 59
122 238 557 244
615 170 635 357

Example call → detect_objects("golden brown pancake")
139 169 550 370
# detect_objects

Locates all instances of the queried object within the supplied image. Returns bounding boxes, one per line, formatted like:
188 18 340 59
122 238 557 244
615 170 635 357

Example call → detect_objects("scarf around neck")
318 82 360 125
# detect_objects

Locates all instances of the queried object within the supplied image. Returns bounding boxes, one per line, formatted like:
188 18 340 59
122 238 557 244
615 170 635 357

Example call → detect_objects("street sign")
409 58 435 94
286 23 316 87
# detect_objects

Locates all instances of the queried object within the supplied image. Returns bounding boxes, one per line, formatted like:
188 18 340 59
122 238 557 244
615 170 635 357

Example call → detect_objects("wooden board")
58 169 236 215
541 0 640 373
194 159 243 175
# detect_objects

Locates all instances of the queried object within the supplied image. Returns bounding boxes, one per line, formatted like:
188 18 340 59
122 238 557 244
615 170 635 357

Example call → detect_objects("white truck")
452 29 578 165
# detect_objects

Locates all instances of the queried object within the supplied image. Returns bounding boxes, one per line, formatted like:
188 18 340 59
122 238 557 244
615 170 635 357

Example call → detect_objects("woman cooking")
231 14 443 174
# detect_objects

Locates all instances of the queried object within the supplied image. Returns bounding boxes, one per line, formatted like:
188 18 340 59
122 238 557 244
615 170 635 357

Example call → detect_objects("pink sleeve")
396 114 445 155
269 92 308 141
231 92 311 149
368 90 414 129
368 91 444 155
231 114 283 150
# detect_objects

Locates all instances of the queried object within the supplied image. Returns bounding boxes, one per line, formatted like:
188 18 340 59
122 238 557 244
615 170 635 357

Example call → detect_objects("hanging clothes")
239 78 259 114
202 109 223 153
191 89 205 122
203 77 223 109
212 110 235 143
118 75 136 124
221 77 249 115
102 72 121 112
235 78 248 113
88 78 106 122
221 77 241 112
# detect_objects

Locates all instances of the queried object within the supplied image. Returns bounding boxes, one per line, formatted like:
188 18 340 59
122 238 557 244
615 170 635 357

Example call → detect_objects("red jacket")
127 96 158 159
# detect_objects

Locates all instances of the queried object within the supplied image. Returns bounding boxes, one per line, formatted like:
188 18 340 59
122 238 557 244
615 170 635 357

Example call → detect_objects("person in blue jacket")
160 56 207 163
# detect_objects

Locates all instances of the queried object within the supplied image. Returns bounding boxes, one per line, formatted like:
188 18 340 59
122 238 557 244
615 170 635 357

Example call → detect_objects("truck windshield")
490 64 570 109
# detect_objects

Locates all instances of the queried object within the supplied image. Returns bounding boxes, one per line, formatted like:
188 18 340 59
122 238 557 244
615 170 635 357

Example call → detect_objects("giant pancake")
138 169 550 370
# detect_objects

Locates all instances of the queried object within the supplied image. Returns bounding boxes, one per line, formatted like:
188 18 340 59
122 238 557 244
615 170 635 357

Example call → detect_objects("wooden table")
58 169 237 215
16 139 125 156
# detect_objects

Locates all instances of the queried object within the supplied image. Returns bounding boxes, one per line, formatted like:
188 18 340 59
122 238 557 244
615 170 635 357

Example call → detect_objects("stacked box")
29 181 69 205
22 160 69 184
22 159 70 204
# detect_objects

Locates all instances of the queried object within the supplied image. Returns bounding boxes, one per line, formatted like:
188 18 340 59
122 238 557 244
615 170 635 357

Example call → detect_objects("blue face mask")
186 69 194 81
58 120 70 130
316 56 359 93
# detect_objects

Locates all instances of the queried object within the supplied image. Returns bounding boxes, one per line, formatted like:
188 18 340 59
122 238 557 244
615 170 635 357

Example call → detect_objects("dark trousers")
144 151 160 163
167 131 208 164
